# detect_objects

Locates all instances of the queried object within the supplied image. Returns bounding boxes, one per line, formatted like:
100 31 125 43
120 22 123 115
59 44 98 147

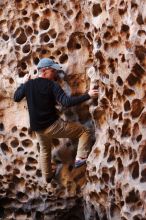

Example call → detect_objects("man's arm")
14 84 26 102
52 82 98 107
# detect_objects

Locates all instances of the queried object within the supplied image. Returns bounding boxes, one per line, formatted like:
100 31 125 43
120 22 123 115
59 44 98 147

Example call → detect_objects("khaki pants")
35 118 91 182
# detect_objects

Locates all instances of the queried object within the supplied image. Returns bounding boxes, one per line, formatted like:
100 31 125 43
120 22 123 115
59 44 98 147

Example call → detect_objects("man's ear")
42 69 46 77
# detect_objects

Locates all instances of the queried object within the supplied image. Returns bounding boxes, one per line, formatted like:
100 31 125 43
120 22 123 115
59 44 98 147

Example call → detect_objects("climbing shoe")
74 159 87 168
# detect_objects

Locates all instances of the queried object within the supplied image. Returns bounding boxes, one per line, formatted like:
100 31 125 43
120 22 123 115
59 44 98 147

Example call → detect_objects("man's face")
44 67 57 80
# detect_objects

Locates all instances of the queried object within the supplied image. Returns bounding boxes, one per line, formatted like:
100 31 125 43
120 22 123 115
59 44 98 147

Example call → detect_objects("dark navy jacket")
14 78 90 131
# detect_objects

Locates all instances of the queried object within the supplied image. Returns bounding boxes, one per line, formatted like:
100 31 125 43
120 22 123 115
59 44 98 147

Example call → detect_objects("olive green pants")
35 118 91 182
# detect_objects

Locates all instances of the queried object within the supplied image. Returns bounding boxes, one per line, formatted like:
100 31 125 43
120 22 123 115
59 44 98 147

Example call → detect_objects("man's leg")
35 133 53 183
44 119 92 165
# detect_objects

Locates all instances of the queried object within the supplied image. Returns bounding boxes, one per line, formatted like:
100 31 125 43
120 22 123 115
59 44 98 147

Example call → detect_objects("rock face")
0 0 146 220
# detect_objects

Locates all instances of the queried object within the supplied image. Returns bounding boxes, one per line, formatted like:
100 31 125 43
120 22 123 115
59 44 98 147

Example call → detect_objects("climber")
14 58 98 183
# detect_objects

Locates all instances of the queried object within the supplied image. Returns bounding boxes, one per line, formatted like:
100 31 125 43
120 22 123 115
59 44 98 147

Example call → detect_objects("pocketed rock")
0 0 146 219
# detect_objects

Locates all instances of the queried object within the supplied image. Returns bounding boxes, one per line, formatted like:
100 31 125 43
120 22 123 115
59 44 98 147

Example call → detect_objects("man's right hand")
88 88 98 98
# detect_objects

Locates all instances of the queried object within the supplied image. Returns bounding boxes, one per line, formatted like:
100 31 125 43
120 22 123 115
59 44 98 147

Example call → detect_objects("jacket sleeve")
14 84 26 102
52 82 91 107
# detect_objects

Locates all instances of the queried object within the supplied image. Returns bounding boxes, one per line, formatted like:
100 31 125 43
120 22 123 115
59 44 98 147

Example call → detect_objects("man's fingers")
93 90 98 94
88 89 99 97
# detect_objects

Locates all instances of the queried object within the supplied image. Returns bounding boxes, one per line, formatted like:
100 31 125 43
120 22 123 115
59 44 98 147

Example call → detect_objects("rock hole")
129 161 139 179
95 51 104 63
123 86 135 96
139 142 146 163
19 132 26 137
48 28 57 38
133 215 143 220
23 16 30 22
107 146 115 162
117 157 124 174
20 62 27 70
109 166 116 185
0 207 4 218
104 143 110 157
32 13 39 22
92 4 102 16
25 165 36 171
14 158 24 166
136 13 144 25
100 98 109 109
48 43 54 48
131 99 144 118
102 167 109 183
121 54 125 62
110 40 119 48
128 147 133 160
22 9 27 15
85 22 90 29
126 73 140 86
0 143 12 155
110 203 120 218
2 34 9 41
132 123 140 139
22 44 30 53
118 8 127 15
6 165 12 172
52 138 60 146
135 45 146 64
21 139 33 148
11 126 17 132
50 0 55 4
136 134 142 142
67 9 73 18
0 123 4 131
33 57 39 65
131 2 138 9
124 100 131 111
18 71 26 78
76 43 81 49
138 29 146 36
9 77 14 84
125 189 140 203
121 24 129 32
21 127 27 132
10 137 19 148
117 188 122 197
140 168 146 182
16 192 28 202
108 128 114 139
39 19 50 30
27 157 37 164
112 112 118 120
108 58 115 73
105 87 113 102
121 118 131 137
44 34 50 42
116 76 123 86
140 112 146 127
36 169 42 177
132 63 145 78
25 26 33 36
103 31 111 40
59 54 68 64
16 30 27 45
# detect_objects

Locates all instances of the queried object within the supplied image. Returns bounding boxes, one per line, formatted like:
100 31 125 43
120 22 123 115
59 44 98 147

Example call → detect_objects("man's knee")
81 126 91 138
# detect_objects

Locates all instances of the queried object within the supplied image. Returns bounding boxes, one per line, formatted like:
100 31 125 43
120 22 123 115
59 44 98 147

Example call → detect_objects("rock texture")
0 0 146 220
